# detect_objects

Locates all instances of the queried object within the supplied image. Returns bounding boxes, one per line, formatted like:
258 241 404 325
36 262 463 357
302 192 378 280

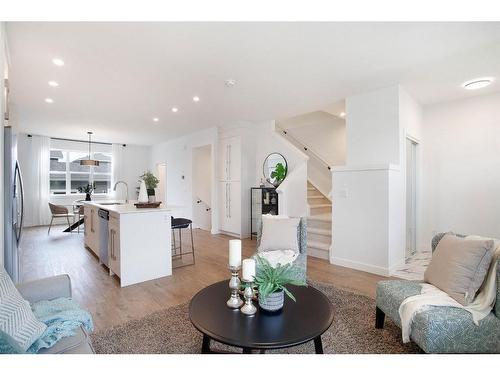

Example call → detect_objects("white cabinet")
108 213 121 277
219 181 241 235
84 205 99 256
219 136 241 182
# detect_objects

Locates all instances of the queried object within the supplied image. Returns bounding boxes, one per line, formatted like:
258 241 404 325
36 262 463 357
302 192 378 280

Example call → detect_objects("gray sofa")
16 275 95 354
375 233 500 353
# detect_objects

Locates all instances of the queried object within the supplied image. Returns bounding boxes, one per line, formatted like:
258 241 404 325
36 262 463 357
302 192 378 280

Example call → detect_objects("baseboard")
329 256 390 277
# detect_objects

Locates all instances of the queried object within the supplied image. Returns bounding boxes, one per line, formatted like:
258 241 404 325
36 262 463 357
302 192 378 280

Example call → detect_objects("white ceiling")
6 22 500 145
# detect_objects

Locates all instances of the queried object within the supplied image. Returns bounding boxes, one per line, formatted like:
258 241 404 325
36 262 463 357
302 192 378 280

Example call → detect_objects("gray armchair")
16 275 95 354
255 217 307 281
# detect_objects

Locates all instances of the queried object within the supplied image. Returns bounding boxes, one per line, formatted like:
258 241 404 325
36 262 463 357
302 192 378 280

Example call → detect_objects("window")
50 149 112 195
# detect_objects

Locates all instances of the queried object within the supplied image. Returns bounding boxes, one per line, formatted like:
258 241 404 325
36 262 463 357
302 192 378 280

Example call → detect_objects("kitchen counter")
83 200 182 287
83 200 182 215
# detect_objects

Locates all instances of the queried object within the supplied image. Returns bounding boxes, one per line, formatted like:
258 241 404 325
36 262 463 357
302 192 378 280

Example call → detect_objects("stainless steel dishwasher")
98 209 109 267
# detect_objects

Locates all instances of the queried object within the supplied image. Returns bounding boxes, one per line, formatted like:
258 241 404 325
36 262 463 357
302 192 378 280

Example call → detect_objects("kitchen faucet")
113 181 129 203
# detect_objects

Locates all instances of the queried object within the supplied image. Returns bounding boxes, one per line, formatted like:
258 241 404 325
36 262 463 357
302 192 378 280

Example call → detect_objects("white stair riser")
308 231 332 244
308 247 329 260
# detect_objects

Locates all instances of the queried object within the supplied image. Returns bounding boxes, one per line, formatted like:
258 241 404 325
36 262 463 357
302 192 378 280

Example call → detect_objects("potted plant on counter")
139 171 160 203
77 183 95 201
253 256 307 312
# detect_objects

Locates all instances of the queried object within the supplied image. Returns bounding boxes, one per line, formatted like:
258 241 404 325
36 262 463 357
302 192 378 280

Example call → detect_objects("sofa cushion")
424 234 493 305
411 306 500 353
376 280 423 327
258 215 300 254
0 268 47 352
37 326 94 354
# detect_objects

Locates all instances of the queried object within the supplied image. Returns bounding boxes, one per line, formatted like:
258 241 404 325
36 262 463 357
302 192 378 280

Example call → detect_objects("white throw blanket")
399 236 500 343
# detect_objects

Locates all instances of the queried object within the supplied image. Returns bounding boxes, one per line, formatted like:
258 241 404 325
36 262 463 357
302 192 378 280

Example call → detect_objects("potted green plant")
139 171 160 202
270 162 287 187
253 255 307 312
77 183 94 201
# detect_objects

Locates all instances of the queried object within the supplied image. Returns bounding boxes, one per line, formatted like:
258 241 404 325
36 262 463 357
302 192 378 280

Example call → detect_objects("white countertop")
83 200 182 214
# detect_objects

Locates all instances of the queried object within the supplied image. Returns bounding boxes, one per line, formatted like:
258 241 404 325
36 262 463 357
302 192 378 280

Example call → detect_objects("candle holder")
240 279 257 316
227 265 243 309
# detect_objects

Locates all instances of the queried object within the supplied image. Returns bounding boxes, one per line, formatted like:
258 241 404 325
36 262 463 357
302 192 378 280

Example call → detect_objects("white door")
228 137 241 182
226 181 241 234
406 138 418 257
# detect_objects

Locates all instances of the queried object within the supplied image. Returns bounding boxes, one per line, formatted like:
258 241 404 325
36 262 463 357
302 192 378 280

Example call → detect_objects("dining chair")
48 203 75 234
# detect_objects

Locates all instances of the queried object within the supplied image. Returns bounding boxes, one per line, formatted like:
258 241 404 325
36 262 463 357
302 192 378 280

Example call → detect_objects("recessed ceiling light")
225 79 236 87
193 96 200 102
45 98 54 104
339 112 346 117
153 117 159 122
171 107 178 113
52 58 65 66
48 80 59 87
462 77 493 90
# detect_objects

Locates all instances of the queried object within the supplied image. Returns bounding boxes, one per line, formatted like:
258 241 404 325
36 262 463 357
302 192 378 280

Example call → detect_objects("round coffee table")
189 280 333 354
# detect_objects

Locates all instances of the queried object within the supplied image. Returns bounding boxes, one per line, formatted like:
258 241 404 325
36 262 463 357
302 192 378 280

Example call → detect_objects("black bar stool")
171 217 195 268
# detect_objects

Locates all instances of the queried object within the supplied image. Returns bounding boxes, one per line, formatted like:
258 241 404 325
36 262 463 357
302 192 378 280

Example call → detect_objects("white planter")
258 290 284 312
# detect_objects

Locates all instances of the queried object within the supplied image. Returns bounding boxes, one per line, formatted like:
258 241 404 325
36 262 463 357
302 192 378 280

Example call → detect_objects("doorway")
406 137 418 258
156 163 167 204
192 145 212 231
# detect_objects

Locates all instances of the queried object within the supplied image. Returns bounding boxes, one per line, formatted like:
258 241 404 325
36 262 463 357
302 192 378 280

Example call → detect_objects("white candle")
242 258 256 281
228 240 242 268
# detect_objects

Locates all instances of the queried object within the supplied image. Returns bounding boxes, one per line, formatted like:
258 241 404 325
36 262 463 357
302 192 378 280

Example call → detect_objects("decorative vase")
85 193 91 201
138 180 149 203
258 290 284 312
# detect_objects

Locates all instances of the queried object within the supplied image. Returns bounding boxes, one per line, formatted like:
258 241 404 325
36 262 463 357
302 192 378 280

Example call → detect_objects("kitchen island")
84 200 179 287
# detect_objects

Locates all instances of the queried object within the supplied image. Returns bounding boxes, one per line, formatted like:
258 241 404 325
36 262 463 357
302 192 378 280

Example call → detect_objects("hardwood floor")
20 225 388 331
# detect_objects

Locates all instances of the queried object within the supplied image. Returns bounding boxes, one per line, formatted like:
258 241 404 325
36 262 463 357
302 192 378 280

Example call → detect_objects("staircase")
307 182 332 260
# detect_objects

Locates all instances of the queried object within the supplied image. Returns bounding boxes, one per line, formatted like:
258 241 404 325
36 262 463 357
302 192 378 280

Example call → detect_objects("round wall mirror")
263 153 288 187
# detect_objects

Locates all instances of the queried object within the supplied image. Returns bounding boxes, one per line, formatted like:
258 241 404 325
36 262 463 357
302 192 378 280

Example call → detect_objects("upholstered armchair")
255 216 307 281
375 233 500 353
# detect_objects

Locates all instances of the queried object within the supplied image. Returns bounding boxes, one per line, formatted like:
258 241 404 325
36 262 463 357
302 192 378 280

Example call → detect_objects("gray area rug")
91 281 422 354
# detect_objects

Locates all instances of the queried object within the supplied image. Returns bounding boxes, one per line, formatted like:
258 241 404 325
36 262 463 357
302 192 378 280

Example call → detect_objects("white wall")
192 145 212 230
114 144 151 201
151 127 218 233
0 22 7 267
421 92 500 246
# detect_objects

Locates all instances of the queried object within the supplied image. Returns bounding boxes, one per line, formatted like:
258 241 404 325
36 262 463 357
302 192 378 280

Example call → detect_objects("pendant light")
80 131 100 166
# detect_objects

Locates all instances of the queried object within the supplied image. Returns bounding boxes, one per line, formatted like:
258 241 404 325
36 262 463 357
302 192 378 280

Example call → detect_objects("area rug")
91 281 422 354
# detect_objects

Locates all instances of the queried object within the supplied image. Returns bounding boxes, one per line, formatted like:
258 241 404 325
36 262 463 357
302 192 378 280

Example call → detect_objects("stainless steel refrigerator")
3 126 24 283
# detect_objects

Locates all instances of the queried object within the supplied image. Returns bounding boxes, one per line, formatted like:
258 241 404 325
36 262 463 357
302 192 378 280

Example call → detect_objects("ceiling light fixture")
48 80 59 87
45 98 54 104
339 112 346 117
80 132 100 166
52 58 65 66
225 79 236 87
462 77 493 90
193 96 200 102
171 107 178 113
153 117 159 122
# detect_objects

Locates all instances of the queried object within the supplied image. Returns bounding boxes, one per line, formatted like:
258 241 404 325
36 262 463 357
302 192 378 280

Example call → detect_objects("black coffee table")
189 280 333 354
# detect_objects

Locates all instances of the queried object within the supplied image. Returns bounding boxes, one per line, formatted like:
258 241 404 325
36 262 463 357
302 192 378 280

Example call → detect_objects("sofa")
255 216 307 280
15 275 95 354
375 233 500 353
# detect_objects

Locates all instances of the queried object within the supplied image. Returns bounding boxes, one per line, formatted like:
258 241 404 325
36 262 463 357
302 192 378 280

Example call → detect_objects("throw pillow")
258 215 300 254
0 268 47 352
424 234 493 305
258 249 299 268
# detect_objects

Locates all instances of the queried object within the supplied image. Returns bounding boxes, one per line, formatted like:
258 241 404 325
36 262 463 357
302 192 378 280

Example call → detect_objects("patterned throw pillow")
0 268 47 352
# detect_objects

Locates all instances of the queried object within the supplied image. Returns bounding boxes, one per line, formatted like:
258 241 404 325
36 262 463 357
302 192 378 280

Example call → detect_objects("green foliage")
253 255 306 302
77 183 94 194
140 171 160 189
270 162 287 184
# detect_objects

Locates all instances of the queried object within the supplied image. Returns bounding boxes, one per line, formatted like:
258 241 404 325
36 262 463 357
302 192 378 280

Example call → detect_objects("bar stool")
171 217 195 268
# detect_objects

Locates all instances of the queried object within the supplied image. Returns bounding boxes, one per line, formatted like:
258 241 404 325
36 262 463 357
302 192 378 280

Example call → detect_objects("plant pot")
85 193 91 201
147 188 156 203
258 290 284 312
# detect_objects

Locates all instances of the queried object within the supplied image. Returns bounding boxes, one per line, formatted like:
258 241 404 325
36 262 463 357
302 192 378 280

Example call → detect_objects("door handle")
228 184 231 219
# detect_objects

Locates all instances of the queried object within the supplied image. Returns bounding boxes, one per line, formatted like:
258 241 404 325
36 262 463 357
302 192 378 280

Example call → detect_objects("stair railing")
275 124 332 171
195 197 211 212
